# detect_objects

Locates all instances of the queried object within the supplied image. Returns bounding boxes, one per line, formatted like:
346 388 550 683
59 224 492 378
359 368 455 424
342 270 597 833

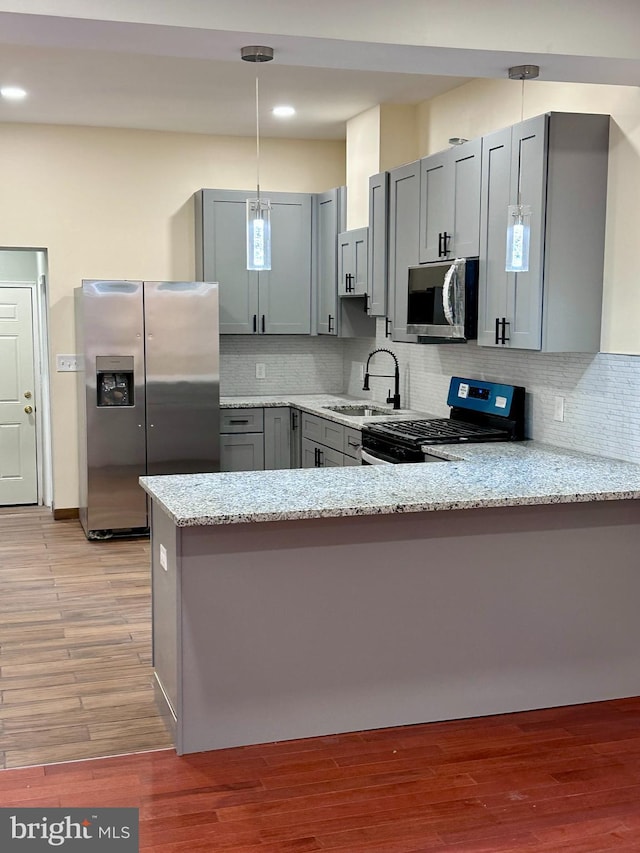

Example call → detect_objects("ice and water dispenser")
96 356 134 407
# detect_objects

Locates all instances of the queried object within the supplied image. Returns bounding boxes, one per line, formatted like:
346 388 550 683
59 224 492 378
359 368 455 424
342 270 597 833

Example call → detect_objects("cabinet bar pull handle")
328 314 334 333
363 293 369 313
291 410 298 429
314 447 319 466
501 318 511 344
253 314 257 333
318 449 324 467
438 232 444 257
443 231 451 254
495 317 500 345
385 318 392 338
228 418 250 424
261 314 265 334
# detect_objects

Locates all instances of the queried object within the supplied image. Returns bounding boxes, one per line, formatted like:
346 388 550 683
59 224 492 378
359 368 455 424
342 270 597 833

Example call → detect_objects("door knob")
24 391 32 399
24 405 33 414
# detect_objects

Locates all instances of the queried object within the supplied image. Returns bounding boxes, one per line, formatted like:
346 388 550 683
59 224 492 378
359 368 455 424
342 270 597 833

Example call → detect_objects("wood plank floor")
3 507 640 849
2 700 640 850
0 505 172 769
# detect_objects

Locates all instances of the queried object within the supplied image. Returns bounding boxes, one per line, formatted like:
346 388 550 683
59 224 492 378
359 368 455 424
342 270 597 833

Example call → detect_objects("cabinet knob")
24 405 33 414
24 391 32 399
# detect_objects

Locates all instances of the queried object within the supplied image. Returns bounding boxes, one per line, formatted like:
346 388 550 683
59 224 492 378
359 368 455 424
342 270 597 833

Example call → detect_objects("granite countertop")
140 439 640 527
219 393 435 428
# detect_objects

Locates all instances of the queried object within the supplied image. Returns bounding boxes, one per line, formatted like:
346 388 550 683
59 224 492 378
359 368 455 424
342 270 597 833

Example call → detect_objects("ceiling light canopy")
1 85 27 100
273 105 296 118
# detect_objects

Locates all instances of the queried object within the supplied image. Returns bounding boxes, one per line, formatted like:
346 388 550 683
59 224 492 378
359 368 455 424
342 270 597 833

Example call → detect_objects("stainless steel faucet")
363 348 401 409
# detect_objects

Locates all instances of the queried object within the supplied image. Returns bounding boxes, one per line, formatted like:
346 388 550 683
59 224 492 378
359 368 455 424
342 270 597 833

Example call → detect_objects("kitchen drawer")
301 438 344 468
343 427 362 459
300 412 344 452
220 408 264 433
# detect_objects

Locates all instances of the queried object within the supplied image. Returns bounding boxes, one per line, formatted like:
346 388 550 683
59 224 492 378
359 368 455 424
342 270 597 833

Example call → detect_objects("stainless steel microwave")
406 257 478 342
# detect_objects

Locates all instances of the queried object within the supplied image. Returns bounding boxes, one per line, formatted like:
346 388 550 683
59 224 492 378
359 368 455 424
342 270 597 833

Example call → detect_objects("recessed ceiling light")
272 105 296 118
1 86 28 101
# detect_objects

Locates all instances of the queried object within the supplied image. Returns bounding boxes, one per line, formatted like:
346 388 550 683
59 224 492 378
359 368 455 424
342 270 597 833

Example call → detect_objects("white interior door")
0 287 37 504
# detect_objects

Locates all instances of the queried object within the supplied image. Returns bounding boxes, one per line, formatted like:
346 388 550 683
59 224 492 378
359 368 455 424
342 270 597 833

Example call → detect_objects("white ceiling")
0 9 638 140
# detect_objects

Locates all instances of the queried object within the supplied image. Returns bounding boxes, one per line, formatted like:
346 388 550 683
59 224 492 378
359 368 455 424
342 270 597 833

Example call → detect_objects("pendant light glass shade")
505 65 539 274
241 47 274 271
505 204 531 272
246 197 272 271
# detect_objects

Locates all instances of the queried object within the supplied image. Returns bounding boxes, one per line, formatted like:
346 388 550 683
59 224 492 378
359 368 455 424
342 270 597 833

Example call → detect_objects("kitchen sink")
323 405 392 417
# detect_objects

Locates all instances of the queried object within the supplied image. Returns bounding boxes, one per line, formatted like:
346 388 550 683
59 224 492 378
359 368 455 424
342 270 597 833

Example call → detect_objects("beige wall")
346 106 380 230
416 79 640 355
0 123 345 509
346 104 419 228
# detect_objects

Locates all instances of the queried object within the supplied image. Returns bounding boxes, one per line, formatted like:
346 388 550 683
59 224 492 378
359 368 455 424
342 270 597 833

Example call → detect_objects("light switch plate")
159 544 168 571
56 354 80 372
553 396 565 422
255 363 266 379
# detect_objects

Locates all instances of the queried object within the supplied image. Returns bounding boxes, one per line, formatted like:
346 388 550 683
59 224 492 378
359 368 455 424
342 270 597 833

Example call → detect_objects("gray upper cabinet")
419 139 481 264
367 171 389 317
195 189 312 335
477 112 609 352
338 228 368 297
315 188 342 335
388 160 420 343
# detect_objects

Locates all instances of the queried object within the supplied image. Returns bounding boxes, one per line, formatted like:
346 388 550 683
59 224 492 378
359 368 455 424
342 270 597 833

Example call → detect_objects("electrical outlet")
56 354 80 372
255 363 266 379
553 396 565 422
358 363 365 381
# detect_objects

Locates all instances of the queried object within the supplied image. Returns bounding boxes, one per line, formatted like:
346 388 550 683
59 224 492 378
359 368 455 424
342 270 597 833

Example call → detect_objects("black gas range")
361 377 526 464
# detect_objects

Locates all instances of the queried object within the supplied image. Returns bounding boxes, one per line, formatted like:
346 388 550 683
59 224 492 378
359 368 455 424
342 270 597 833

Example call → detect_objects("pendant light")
505 64 539 273
241 45 274 271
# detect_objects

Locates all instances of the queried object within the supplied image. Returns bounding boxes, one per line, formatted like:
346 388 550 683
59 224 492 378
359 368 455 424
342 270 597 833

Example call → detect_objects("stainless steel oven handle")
360 448 394 465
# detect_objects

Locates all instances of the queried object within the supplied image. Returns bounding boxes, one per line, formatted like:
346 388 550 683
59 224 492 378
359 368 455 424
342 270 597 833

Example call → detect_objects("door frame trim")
0 257 53 507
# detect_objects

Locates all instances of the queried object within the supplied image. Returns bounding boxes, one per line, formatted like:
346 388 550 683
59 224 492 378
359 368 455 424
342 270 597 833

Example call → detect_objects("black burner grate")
371 418 510 444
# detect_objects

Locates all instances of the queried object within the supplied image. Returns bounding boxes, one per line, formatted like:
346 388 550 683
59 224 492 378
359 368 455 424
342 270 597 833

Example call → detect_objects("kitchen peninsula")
141 435 640 756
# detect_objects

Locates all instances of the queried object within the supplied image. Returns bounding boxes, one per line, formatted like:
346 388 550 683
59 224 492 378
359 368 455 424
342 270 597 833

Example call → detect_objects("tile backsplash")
220 330 639 463
344 322 640 463
220 335 345 395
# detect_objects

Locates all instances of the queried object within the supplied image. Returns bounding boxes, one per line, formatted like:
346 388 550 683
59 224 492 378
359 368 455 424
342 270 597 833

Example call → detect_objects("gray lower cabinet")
264 407 292 470
419 138 481 263
477 112 609 352
343 426 362 461
367 171 389 318
388 160 420 343
301 412 361 468
302 438 344 468
290 408 302 468
219 433 265 472
220 407 265 472
195 189 312 335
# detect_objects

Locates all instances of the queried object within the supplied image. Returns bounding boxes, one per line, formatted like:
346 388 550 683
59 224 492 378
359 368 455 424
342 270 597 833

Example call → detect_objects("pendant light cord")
255 75 261 201
516 77 525 207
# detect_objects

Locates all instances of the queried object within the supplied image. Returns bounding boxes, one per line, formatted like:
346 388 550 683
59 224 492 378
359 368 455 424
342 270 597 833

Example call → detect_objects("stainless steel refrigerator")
75 280 219 539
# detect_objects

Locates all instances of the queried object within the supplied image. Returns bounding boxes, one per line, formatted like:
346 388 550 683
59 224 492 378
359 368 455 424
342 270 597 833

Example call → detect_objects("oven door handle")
360 448 394 465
